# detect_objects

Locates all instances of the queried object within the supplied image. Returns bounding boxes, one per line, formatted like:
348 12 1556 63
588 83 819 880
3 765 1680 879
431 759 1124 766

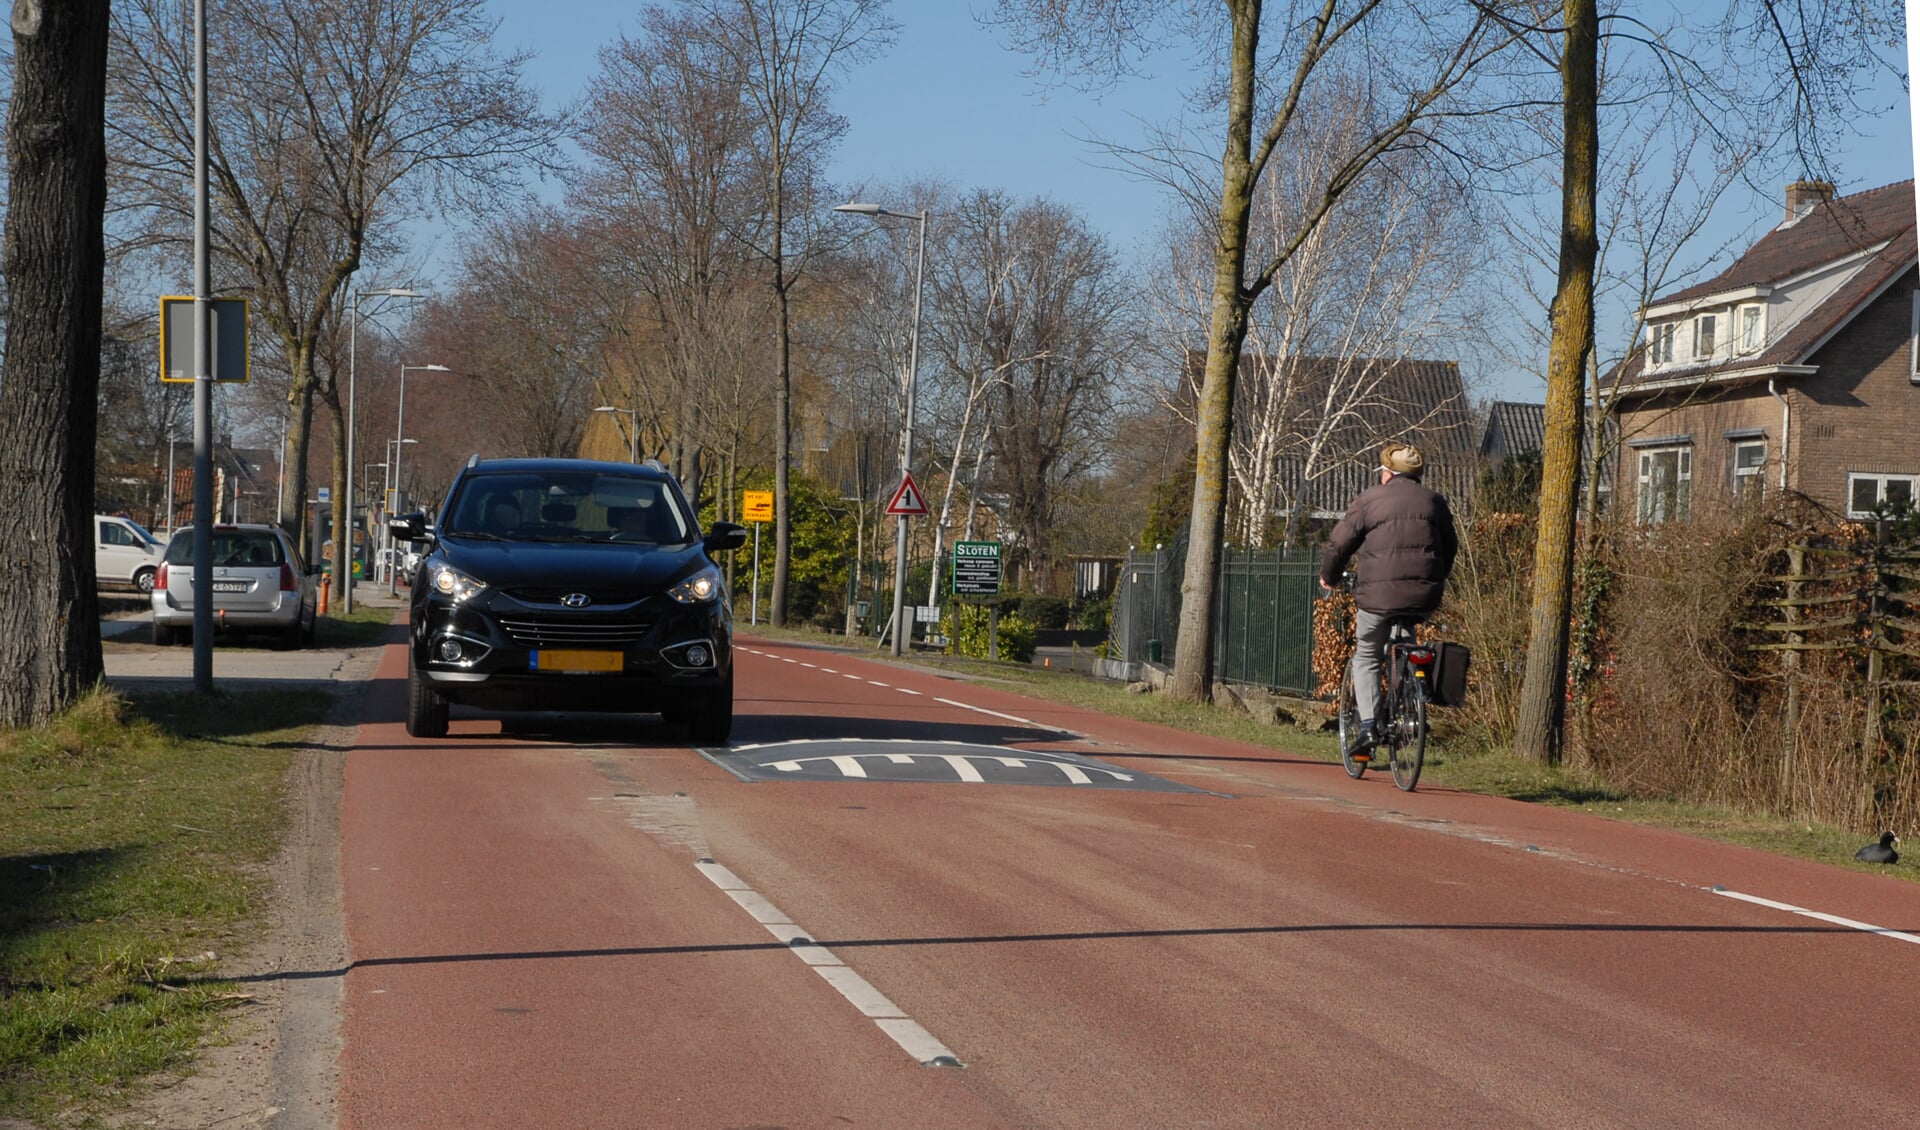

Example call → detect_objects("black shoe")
1347 722 1378 759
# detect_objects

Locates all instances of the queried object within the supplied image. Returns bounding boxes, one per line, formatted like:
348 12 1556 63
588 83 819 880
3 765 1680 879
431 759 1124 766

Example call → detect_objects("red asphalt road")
339 634 1920 1128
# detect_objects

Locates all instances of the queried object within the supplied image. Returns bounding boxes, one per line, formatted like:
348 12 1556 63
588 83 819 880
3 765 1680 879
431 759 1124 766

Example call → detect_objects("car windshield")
441 470 694 545
164 529 286 567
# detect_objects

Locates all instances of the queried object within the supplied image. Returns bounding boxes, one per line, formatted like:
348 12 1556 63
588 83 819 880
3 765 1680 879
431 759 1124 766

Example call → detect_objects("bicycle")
1337 616 1433 791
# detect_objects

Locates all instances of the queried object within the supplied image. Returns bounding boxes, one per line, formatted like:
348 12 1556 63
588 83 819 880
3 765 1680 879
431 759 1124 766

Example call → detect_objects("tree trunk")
280 347 317 558
1169 0 1259 704
0 0 111 725
770 173 791 627
324 388 348 595
1513 0 1599 764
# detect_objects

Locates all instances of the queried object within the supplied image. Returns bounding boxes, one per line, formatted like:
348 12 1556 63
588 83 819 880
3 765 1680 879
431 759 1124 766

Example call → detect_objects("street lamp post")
390 364 447 594
344 287 423 613
834 200 928 656
380 439 417 585
594 405 639 462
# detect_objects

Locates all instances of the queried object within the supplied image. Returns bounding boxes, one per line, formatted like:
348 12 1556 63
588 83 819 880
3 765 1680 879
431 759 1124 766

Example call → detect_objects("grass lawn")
742 622 1912 879
315 596 404 649
0 687 332 1124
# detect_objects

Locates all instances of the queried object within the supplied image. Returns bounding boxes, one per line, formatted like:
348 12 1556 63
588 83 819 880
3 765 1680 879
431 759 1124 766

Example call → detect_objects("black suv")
389 457 748 741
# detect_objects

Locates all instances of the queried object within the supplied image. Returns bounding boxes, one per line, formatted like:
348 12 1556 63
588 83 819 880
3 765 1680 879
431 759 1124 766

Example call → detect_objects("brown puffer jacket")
1318 474 1459 616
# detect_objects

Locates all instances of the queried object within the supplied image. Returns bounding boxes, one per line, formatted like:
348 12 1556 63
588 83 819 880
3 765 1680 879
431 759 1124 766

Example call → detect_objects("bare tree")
1499 0 1904 761
0 0 110 725
941 192 1127 591
991 0 1515 700
573 7 772 507
426 210 604 463
1140 81 1486 549
679 0 898 626
106 0 560 574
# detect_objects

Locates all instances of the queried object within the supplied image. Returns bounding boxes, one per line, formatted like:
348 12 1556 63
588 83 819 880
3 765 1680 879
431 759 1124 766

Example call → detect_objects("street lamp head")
834 201 885 216
404 363 450 373
593 405 625 414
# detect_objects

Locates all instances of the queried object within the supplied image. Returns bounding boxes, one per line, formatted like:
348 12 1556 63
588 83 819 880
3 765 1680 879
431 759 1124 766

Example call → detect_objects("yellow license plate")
530 649 624 673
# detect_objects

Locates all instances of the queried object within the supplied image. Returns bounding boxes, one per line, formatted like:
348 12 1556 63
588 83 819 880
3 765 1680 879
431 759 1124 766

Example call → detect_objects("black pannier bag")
1428 642 1471 708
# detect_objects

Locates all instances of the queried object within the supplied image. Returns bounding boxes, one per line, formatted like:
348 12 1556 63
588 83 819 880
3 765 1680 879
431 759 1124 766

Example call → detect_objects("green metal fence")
1113 538 1321 696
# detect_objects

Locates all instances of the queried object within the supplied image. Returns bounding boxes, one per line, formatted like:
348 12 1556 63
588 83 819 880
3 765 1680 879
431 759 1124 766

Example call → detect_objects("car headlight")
667 564 723 604
430 564 488 602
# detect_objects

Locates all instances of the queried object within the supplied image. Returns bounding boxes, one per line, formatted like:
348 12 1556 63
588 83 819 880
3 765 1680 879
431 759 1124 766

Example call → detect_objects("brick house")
1606 179 1919 522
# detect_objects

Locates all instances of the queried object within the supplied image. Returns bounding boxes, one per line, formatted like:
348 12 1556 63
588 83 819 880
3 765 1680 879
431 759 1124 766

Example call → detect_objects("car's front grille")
496 615 654 647
503 587 649 605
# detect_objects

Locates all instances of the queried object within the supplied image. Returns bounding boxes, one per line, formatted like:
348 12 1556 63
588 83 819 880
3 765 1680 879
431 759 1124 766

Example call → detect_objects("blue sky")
482 1 1916 401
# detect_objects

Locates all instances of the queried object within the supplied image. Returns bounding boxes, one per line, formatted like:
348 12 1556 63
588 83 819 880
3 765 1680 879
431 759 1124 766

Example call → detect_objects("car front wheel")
134 567 156 595
686 676 733 744
406 661 449 738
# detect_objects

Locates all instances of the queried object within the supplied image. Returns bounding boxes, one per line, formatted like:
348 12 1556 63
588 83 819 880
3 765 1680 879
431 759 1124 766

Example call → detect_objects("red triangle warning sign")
885 471 930 516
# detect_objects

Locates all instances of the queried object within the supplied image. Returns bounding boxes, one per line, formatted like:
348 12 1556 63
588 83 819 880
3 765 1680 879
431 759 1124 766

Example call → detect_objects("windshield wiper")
447 530 504 540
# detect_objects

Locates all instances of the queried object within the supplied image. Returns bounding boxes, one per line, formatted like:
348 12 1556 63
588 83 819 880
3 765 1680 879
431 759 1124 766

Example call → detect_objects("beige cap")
1380 442 1425 475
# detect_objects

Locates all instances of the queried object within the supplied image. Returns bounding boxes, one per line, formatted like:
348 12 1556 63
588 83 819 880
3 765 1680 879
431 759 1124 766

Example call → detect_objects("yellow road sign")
743 490 774 523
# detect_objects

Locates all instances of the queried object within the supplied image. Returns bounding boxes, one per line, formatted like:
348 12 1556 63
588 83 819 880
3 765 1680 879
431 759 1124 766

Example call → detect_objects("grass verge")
0 686 332 1124
742 622 1913 879
316 596 404 649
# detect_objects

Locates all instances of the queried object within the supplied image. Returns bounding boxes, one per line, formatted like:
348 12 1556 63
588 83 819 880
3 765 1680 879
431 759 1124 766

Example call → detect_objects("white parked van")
95 514 165 593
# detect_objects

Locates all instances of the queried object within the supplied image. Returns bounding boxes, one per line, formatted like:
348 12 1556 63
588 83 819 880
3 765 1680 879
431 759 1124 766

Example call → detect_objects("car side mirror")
704 521 749 554
389 511 434 545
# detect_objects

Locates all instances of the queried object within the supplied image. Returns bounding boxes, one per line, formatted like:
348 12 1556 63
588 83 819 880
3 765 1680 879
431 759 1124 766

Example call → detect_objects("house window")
1693 313 1717 359
1637 445 1692 523
1647 322 1676 365
1738 304 1763 354
1909 292 1920 381
1848 473 1920 518
1730 441 1766 500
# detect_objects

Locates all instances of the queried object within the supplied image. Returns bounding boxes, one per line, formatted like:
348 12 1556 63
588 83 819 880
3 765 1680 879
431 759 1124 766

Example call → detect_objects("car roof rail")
641 457 668 473
465 453 481 469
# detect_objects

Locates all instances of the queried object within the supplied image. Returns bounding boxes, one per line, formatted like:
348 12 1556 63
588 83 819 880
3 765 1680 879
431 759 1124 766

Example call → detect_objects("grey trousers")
1350 608 1395 726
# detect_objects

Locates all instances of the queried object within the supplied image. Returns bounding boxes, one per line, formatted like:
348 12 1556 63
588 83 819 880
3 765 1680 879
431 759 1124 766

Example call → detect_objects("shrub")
1015 593 1069 629
1069 592 1112 635
943 603 1038 663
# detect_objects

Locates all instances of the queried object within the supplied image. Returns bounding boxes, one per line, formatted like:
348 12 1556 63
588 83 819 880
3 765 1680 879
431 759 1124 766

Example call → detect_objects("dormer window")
1738 304 1763 353
1648 322 1676 365
1694 313 1718 359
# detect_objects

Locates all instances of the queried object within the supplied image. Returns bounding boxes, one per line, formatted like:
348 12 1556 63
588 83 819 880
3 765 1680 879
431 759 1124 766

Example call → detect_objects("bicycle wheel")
1337 666 1369 778
1388 672 1428 791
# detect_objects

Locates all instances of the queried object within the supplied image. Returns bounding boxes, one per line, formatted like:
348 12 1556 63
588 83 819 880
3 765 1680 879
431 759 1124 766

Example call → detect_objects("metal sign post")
190 0 213 692
952 540 1004 660
884 473 931 653
744 490 772 627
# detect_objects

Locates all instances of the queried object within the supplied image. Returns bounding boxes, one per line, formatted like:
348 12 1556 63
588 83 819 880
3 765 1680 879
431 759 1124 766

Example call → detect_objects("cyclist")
1318 442 1459 752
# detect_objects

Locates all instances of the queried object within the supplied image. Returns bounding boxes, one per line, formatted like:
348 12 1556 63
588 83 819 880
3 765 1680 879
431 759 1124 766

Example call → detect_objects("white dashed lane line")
745 645 1067 730
933 696 1062 731
693 860 962 1067
1712 887 1920 946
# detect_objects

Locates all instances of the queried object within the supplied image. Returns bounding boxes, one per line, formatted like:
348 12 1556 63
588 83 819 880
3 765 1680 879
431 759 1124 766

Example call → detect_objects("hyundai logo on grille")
560 592 592 608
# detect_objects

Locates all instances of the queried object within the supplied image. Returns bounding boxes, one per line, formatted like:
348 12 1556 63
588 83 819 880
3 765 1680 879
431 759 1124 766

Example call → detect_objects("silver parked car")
150 524 318 648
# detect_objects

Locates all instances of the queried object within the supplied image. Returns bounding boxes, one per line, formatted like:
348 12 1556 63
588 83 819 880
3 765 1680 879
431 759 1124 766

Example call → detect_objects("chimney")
1785 179 1835 222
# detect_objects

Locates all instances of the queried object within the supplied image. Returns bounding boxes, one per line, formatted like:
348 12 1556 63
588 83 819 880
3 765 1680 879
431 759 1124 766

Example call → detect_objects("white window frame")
1909 292 1920 381
1738 303 1764 354
1637 444 1693 524
1693 312 1718 360
1847 472 1920 518
1730 440 1767 500
1647 322 1676 366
